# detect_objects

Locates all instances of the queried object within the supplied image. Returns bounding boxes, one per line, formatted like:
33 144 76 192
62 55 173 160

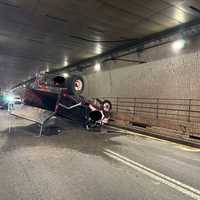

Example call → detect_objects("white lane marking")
104 149 200 200
105 149 200 195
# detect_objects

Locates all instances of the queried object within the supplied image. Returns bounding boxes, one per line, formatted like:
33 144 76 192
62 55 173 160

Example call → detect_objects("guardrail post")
156 98 159 119
133 98 136 115
188 99 192 122
116 97 119 113
131 98 136 122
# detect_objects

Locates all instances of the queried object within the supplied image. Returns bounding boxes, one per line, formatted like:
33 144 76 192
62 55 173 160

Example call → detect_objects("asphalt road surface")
0 110 200 200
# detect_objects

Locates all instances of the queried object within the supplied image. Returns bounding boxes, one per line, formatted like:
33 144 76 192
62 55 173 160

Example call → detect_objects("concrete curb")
109 125 200 149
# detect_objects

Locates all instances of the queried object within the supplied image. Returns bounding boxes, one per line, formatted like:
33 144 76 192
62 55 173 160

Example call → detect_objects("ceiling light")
172 39 186 52
94 63 101 72
63 73 69 78
46 65 50 72
95 43 102 54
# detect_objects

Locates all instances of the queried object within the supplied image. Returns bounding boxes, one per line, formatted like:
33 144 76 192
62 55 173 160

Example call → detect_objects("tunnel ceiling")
0 0 200 90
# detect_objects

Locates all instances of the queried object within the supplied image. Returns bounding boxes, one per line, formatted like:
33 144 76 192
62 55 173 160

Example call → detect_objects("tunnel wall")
83 50 200 99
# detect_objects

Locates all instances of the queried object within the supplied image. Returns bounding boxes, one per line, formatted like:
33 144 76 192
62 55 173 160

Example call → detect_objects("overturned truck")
23 74 112 130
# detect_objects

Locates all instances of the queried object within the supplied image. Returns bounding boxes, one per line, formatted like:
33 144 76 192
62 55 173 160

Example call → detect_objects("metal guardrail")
100 97 200 123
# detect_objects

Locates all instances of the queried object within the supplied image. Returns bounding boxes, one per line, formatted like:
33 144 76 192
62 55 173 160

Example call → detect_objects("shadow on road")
0 119 123 158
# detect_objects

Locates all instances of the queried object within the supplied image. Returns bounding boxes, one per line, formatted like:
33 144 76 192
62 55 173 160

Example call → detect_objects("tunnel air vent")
130 122 150 128
189 135 200 140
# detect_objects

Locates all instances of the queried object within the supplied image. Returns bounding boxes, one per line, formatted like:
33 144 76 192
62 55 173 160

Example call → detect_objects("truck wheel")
67 75 84 95
102 100 112 112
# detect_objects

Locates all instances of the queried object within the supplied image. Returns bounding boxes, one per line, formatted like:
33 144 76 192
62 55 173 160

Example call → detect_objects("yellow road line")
108 126 200 151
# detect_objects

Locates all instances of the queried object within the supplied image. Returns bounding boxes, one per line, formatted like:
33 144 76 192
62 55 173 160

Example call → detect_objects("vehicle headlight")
5 95 15 103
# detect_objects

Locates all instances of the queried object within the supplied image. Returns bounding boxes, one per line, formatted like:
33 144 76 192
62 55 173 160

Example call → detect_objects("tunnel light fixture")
64 57 68 66
172 39 186 52
95 43 103 54
46 65 50 72
63 73 69 78
94 63 101 72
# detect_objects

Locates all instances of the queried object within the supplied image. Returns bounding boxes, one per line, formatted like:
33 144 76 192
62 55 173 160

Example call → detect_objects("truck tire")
67 75 84 95
102 100 112 112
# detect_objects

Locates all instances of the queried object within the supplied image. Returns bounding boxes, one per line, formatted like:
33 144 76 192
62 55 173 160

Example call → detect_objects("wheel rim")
103 103 111 112
74 80 83 91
